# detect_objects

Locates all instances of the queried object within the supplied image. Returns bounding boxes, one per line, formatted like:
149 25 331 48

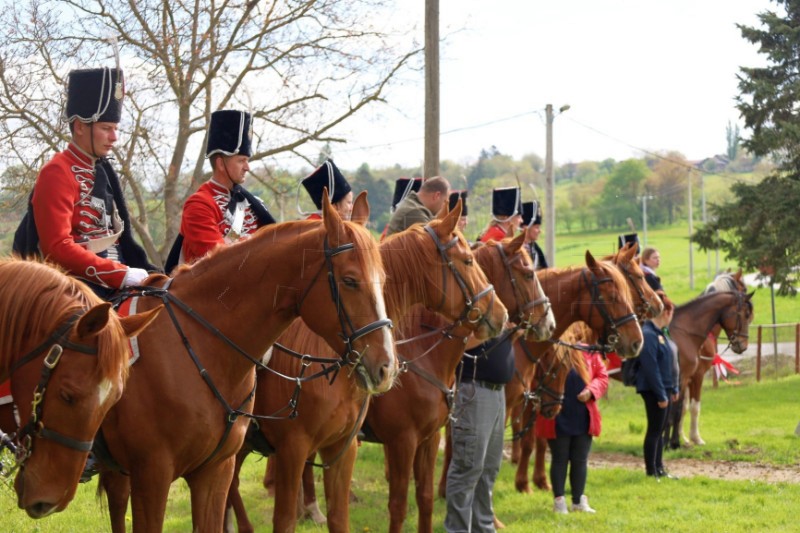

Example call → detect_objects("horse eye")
525 273 535 281
464 258 474 266
342 277 358 288
59 391 74 405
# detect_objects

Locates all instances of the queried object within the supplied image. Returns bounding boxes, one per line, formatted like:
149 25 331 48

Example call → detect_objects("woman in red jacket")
535 347 609 514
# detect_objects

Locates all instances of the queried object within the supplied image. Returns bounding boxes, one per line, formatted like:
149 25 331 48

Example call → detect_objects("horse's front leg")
301 460 326 524
413 431 441 533
100 469 131 533
532 435 549 491
509 402 524 464
321 440 358 533
436 423 452 500
689 362 711 445
384 433 417 533
128 462 174 533
225 447 255 533
185 456 237 533
273 445 308 532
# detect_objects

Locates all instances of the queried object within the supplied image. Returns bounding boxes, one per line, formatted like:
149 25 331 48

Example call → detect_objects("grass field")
2 373 799 531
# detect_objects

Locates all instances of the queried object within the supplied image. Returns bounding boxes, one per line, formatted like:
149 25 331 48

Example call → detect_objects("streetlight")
544 103 569 266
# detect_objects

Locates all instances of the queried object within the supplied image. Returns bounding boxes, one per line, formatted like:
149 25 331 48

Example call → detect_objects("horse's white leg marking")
690 399 705 445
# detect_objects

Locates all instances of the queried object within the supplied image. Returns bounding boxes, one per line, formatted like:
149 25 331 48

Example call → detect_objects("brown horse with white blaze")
0 259 160 518
364 233 554 533
225 199 507 533
98 192 396 533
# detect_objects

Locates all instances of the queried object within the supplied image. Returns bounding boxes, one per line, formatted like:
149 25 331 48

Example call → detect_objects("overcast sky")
318 0 775 172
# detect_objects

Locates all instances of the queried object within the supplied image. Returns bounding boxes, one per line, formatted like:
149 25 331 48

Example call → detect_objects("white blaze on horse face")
97 378 114 406
371 268 395 364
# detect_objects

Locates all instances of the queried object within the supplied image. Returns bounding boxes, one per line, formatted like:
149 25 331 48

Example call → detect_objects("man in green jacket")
385 176 450 237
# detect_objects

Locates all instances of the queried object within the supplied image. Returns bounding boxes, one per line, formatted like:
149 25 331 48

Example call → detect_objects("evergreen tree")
695 1 800 294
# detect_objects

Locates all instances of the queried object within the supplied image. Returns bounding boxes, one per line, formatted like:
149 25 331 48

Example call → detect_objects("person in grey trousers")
445 332 515 532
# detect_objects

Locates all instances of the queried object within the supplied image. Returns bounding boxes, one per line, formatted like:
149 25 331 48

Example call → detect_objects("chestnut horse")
439 248 648 496
363 233 555 533
512 242 664 492
98 192 397 533
0 259 159 518
225 200 508 532
665 270 749 448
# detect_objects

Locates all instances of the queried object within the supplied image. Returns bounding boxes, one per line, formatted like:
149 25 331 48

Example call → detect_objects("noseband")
582 267 638 350
3 312 99 474
424 226 495 328
721 292 752 346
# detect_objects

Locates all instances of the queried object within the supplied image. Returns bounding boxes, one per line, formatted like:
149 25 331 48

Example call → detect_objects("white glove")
122 267 149 287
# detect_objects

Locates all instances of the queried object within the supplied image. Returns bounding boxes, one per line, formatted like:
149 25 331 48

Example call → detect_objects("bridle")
296 236 394 367
616 261 656 320
581 267 638 351
424 225 495 329
495 243 551 335
511 340 567 440
719 291 752 348
1 312 100 476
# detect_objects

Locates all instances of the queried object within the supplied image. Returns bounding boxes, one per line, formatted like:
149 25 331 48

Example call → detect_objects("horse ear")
322 186 345 248
75 302 112 339
585 249 598 269
734 268 743 281
508 232 525 254
628 242 639 260
436 199 460 237
350 191 370 226
746 291 755 301
119 305 163 338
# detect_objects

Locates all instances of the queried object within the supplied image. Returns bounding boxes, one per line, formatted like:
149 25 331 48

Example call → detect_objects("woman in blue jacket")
636 294 679 479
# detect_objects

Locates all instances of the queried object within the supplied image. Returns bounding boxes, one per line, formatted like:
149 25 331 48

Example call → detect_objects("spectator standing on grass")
637 293 679 480
535 346 608 514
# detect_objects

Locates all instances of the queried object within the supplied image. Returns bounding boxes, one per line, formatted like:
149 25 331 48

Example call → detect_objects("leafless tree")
0 0 421 264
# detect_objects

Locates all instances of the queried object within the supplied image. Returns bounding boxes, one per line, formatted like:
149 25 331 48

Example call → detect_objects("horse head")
581 250 643 358
298 189 397 394
532 344 570 419
718 291 755 354
609 242 664 320
474 233 554 342
417 198 507 340
1 260 160 518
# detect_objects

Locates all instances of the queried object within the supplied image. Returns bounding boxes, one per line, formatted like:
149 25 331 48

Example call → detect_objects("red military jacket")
479 224 508 243
180 180 263 264
32 144 128 288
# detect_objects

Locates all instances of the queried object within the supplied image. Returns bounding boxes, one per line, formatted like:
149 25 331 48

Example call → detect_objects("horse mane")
555 323 591 384
703 272 743 295
675 291 737 313
0 258 129 383
173 218 385 289
596 261 634 309
381 220 472 319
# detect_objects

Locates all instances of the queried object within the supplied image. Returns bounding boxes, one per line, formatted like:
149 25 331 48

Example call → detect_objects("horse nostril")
632 341 642 355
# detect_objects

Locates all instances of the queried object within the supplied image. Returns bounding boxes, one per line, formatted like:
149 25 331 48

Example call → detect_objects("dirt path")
589 451 800 483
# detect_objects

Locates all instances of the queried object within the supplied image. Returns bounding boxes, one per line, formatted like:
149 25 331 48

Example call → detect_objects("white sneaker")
553 495 569 514
571 494 596 513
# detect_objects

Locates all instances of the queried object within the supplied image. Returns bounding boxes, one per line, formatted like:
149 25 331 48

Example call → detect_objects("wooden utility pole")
424 0 440 178
688 170 694 290
545 104 555 265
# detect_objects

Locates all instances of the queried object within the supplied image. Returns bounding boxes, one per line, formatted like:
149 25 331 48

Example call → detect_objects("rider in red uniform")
300 159 353 221
479 186 522 243
13 67 156 298
166 110 275 271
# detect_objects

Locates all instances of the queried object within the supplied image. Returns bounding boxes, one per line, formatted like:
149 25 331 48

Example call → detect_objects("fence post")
795 323 799 375
756 325 762 383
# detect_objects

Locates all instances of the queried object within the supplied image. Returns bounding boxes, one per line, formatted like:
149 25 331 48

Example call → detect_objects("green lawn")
3 374 799 531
